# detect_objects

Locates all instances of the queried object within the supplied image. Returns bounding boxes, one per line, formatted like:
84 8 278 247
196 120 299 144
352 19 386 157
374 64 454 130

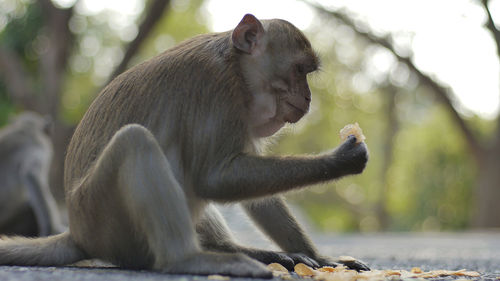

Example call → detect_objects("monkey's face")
243 20 319 138
274 59 316 124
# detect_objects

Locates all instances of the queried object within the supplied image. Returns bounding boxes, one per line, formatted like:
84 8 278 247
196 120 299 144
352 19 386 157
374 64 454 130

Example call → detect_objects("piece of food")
294 263 316 277
267 263 289 273
317 266 337 273
382 269 402 277
339 123 366 143
267 263 292 279
453 270 481 277
411 267 423 273
338 256 357 262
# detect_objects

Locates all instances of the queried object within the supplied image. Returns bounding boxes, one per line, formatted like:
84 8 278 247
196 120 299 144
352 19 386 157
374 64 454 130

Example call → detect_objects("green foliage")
270 71 385 232
388 107 476 230
269 24 478 232
135 0 209 61
60 0 209 124
0 1 42 56
274 81 476 232
0 0 40 124
0 0 484 232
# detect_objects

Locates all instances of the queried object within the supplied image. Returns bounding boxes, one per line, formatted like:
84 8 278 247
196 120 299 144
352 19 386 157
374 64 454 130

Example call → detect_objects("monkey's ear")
232 14 265 54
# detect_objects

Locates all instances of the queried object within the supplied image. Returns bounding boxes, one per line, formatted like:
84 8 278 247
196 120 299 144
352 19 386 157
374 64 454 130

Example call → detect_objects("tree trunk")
376 86 398 230
474 143 500 228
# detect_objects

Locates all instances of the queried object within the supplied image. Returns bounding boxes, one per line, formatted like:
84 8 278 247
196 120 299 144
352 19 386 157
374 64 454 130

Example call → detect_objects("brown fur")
0 15 369 276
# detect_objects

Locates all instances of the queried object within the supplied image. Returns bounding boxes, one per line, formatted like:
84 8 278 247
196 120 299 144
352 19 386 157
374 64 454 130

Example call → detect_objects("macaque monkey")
0 112 65 237
0 14 368 277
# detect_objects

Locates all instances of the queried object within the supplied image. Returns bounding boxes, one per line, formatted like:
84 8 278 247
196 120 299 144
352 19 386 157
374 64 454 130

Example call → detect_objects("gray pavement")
1 204 499 280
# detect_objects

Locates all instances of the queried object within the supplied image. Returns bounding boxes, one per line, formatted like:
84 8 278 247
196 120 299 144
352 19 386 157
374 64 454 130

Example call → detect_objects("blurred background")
0 0 499 233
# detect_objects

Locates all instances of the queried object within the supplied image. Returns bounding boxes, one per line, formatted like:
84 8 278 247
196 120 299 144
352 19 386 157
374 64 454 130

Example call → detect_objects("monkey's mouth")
285 102 309 123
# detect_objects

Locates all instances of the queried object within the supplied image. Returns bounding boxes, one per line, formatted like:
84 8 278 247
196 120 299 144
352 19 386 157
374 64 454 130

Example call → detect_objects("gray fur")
0 232 84 266
0 112 64 236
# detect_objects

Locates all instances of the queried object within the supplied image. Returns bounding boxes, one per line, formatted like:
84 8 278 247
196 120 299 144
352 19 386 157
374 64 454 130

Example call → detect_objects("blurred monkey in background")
0 112 65 237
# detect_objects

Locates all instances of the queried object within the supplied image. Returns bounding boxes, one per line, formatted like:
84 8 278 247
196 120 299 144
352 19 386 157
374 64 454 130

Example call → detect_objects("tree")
307 0 500 228
0 0 173 199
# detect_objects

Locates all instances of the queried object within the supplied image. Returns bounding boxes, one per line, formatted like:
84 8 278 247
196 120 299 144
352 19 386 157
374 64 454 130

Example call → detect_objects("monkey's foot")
163 252 273 278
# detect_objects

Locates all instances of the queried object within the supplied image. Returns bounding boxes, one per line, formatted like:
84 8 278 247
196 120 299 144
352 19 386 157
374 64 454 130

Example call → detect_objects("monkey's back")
64 31 249 194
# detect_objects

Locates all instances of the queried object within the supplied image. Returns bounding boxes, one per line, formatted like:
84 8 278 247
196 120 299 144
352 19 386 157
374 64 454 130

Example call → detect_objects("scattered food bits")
265 262 482 281
339 123 366 143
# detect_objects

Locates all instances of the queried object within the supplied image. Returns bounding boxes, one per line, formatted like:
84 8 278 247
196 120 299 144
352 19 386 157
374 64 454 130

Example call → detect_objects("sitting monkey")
0 112 64 237
0 14 368 277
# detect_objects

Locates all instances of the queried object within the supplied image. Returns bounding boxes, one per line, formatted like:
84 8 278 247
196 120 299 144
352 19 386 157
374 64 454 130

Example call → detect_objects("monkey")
0 112 65 237
0 14 369 277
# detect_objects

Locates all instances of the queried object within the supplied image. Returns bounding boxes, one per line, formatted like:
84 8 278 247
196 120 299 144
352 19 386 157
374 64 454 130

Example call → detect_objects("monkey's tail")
0 231 86 266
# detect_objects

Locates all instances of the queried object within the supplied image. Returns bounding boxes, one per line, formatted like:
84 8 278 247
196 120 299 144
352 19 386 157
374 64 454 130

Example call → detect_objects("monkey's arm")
197 204 319 270
243 196 370 271
200 136 367 201
242 197 317 256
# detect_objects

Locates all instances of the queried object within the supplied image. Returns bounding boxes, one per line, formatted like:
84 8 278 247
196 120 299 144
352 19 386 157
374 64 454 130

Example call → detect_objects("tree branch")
481 0 500 58
109 0 172 81
480 0 500 140
0 46 38 111
307 2 484 159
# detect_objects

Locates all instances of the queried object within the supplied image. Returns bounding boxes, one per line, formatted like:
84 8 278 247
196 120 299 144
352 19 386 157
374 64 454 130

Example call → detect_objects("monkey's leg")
68 125 271 277
22 172 65 236
243 196 370 271
197 204 316 270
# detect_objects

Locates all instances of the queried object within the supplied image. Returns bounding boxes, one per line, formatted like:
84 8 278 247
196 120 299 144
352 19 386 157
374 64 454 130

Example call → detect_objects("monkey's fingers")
248 251 294 271
287 253 320 269
337 258 370 272
314 255 370 272
268 253 294 271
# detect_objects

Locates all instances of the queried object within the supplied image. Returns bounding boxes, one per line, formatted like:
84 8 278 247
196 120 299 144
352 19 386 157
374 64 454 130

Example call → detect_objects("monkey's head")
233 14 319 138
9 112 53 138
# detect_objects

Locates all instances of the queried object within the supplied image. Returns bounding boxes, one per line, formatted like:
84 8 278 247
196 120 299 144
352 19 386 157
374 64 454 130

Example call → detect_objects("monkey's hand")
285 253 320 270
313 255 370 272
244 250 319 271
330 135 368 176
266 252 370 272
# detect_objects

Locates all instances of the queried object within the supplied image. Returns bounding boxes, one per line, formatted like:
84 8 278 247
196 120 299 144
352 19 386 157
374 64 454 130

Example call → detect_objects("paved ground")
1 205 499 280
